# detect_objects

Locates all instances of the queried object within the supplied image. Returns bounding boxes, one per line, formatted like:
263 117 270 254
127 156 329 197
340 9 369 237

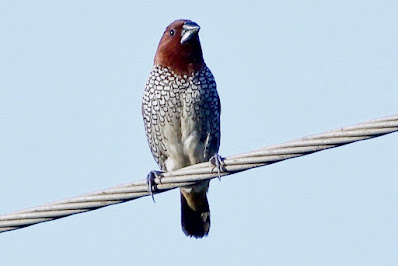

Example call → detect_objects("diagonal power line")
1 114 397 233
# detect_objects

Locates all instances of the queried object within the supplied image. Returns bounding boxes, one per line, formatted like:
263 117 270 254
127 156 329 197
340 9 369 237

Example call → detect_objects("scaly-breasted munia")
142 20 221 238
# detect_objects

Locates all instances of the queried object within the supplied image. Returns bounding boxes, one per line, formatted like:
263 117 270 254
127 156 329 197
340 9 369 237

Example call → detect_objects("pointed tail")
180 183 210 238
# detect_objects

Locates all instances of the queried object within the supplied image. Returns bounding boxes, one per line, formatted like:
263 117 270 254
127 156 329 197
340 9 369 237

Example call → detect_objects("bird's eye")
169 29 175 36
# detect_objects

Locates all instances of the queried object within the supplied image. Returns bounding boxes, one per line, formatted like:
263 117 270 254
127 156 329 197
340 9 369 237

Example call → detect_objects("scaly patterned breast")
142 65 220 171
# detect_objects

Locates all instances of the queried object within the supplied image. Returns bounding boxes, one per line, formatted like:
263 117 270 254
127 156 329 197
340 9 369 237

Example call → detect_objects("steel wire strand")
0 114 397 233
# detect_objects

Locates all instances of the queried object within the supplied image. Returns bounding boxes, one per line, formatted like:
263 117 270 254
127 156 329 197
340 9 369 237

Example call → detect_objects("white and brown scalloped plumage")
142 20 221 238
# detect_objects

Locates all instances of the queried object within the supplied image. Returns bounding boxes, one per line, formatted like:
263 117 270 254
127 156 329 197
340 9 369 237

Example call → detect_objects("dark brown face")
154 20 204 76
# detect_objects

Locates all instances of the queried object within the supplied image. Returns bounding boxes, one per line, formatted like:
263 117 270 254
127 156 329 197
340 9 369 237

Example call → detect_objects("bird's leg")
146 170 163 203
209 153 225 180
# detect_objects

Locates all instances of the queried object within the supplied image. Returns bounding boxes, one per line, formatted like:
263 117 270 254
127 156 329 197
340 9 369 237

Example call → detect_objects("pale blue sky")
1 1 397 265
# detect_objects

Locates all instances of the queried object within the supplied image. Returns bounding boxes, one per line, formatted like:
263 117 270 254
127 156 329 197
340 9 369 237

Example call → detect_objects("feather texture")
142 20 220 238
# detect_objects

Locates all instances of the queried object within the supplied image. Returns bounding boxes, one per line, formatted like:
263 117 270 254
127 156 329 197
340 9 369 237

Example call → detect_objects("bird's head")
154 19 204 76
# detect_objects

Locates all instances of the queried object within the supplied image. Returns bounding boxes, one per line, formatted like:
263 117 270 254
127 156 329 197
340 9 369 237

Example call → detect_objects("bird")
142 19 221 238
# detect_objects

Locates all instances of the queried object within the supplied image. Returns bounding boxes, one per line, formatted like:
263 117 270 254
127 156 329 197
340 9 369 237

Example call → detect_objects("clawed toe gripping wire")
146 171 163 203
209 153 225 180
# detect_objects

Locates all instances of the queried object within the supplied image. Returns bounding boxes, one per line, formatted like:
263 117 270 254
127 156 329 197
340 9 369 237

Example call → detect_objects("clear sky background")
1 1 397 265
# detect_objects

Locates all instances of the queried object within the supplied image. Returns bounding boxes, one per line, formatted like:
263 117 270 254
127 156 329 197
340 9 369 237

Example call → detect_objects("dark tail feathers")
180 190 210 238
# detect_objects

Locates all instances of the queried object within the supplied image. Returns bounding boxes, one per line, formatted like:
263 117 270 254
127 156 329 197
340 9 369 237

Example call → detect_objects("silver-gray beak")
180 21 200 44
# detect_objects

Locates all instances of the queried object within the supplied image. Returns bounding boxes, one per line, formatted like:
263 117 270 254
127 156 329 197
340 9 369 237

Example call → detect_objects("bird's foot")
146 170 163 203
209 153 225 180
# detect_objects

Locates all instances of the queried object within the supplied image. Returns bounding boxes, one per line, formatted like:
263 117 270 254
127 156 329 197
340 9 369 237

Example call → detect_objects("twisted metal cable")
1 114 397 233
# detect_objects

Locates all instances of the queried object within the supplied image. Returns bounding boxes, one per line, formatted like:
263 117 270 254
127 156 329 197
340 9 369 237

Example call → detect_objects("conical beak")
180 21 200 44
